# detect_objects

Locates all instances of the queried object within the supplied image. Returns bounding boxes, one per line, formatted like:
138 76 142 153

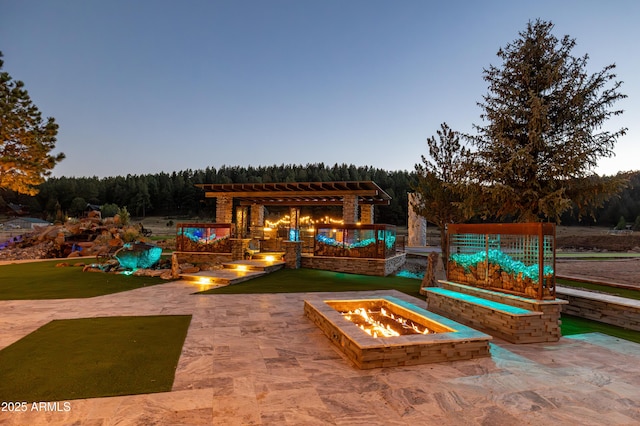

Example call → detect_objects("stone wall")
557 287 640 331
171 251 232 278
428 281 567 343
301 253 406 276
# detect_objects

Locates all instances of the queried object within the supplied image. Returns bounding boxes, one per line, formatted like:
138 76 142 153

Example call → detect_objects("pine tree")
0 52 65 195
413 122 471 260
467 20 627 222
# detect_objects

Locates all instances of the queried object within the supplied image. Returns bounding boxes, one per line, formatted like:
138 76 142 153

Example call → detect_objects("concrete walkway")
1 281 639 425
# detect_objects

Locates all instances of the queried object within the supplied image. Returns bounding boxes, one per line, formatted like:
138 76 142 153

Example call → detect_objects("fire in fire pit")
338 306 437 338
305 294 492 369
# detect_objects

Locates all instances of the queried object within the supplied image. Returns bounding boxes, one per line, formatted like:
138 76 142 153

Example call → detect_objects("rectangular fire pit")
304 294 492 369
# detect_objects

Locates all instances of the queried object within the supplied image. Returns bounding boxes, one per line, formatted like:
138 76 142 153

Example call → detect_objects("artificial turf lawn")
560 314 640 344
0 260 168 300
0 315 191 402
197 268 423 298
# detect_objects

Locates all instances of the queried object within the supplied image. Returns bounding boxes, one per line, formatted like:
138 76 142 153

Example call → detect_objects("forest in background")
0 163 638 228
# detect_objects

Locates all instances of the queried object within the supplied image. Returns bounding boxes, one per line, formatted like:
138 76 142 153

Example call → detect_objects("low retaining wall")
171 251 232 278
557 286 640 331
429 281 567 343
300 253 406 276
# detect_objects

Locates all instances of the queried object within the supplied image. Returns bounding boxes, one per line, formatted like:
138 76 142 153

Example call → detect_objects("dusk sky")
2 0 638 179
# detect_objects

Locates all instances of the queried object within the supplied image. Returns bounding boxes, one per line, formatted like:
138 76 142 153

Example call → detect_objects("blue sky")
2 0 638 178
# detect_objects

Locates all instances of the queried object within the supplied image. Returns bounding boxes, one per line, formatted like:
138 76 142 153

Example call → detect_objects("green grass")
0 315 191 402
561 314 640 344
0 260 169 300
198 268 423 298
557 278 640 300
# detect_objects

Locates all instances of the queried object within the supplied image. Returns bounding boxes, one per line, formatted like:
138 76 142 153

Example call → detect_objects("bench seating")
425 282 566 344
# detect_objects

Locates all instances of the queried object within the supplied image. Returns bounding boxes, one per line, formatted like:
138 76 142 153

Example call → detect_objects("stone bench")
425 281 567 344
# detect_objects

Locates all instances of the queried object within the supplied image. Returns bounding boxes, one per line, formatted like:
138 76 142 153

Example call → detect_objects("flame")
340 306 433 337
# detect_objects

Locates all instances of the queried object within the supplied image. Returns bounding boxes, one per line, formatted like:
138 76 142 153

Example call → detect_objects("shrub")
117 206 131 226
615 216 627 230
121 226 140 243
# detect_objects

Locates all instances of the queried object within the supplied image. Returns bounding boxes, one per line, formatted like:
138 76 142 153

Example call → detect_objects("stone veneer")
172 239 251 278
230 238 251 261
283 240 302 269
426 281 567 343
557 286 640 331
171 251 232 278
216 196 233 223
304 294 492 369
342 194 358 224
407 193 426 247
250 204 265 230
360 204 374 224
301 253 406 276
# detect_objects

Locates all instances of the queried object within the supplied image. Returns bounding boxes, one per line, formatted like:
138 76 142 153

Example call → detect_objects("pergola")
195 181 392 236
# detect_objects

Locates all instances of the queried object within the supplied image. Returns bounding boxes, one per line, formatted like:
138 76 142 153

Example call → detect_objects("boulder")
114 242 163 270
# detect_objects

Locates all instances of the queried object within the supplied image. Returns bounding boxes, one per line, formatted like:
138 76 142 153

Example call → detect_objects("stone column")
360 204 374 224
249 204 265 239
283 240 302 269
289 207 300 241
216 196 233 223
236 206 248 238
343 194 358 224
231 238 251 261
250 204 265 227
408 193 427 247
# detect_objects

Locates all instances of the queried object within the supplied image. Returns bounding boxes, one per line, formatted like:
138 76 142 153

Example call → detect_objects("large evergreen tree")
466 20 627 222
0 52 65 195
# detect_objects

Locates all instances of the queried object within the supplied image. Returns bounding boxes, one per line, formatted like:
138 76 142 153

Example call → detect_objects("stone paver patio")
1 280 639 425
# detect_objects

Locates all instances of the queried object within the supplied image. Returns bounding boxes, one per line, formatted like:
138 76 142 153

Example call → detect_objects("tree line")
0 163 637 229
1 163 413 225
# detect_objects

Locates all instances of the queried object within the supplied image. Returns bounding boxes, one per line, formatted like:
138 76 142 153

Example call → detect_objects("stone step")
180 269 267 286
222 259 285 273
180 257 285 287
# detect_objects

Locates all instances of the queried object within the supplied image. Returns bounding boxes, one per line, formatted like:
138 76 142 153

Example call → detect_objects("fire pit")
304 294 492 369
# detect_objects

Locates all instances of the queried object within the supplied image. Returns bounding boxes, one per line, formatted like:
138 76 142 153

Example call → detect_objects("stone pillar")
408 193 427 247
250 204 265 227
216 196 233 223
171 252 180 279
231 238 251 261
289 207 300 241
283 240 302 269
360 204 374 224
343 194 358 224
249 204 265 239
236 206 248 238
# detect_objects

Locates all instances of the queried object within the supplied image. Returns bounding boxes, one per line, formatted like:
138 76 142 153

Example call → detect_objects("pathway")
1 282 639 425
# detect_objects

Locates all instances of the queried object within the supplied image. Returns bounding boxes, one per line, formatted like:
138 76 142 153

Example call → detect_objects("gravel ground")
556 257 640 287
